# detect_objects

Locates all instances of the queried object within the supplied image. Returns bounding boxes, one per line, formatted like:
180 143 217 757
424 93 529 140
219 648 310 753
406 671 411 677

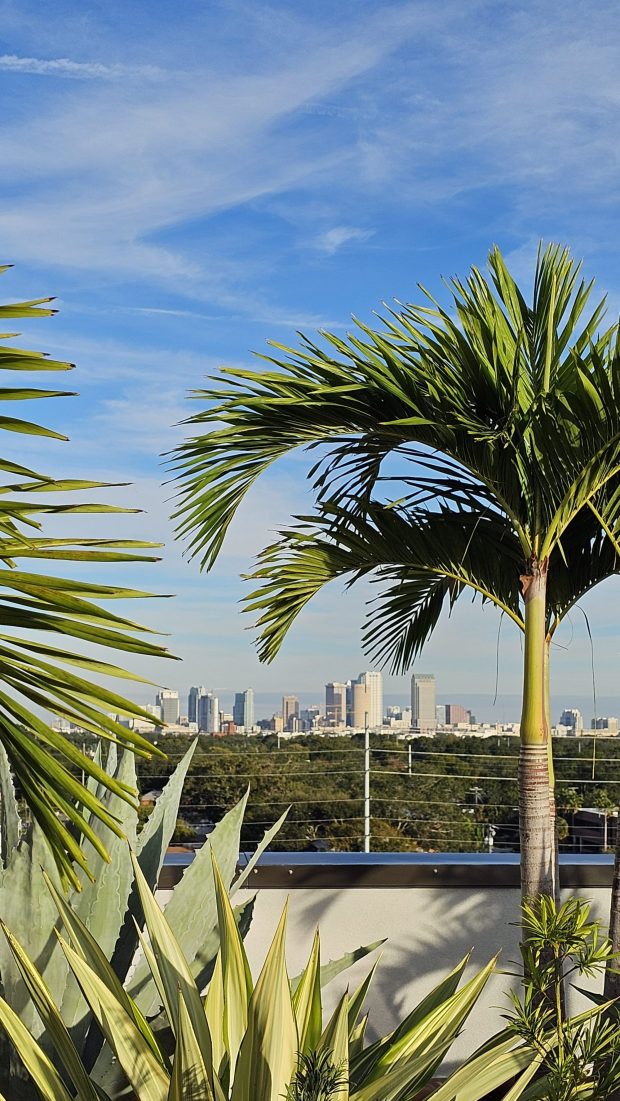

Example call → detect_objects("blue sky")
1 0 620 718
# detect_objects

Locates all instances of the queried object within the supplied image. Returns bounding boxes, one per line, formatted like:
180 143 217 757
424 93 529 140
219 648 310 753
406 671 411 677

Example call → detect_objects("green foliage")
0 745 280 1100
504 896 620 1100
0 850 501 1101
172 244 620 672
0 269 174 888
131 731 620 855
285 1052 347 1101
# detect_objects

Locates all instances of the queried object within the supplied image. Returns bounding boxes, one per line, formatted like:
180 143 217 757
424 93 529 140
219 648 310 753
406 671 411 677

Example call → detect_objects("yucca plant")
0 845 535 1101
171 243 620 909
0 266 174 888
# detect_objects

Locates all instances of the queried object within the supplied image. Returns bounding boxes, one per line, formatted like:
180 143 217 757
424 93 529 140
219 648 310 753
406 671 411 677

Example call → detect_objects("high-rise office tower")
325 682 347 726
350 672 383 729
157 689 180 725
411 674 436 734
445 703 469 725
197 692 219 734
559 708 583 734
233 688 254 730
282 695 299 731
350 679 369 728
188 685 205 724
592 716 619 732
300 705 320 731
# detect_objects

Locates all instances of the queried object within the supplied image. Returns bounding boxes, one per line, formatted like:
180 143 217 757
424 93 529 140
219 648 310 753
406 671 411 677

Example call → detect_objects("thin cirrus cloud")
0 53 162 79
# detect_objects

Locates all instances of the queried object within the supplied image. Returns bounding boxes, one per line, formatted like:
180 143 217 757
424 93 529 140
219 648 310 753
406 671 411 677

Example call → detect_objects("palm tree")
0 269 173 888
172 244 620 907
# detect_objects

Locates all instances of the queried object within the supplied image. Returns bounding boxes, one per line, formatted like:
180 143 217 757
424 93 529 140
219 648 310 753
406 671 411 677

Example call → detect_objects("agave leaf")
230 807 289 895
59 937 169 1101
0 742 19 864
0 992 74 1101
204 950 226 1077
350 1041 452 1101
374 956 497 1081
130 852 214 1071
193 895 255 995
212 854 252 1080
348 956 380 1034
0 921 100 1101
43 871 164 1065
231 904 298 1101
317 990 349 1101
292 939 385 996
110 743 198 989
130 790 249 1015
349 1016 367 1061
168 995 215 1101
499 1049 547 1101
59 750 138 1040
428 1035 533 1101
350 953 476 1087
0 820 65 1048
292 929 322 1055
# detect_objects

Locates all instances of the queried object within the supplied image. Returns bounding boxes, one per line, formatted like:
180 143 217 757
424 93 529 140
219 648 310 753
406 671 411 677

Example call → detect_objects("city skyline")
149 677 620 732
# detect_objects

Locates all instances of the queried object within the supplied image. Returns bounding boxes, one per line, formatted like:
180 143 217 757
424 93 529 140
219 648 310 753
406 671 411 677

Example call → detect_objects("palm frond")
0 268 173 889
246 504 524 670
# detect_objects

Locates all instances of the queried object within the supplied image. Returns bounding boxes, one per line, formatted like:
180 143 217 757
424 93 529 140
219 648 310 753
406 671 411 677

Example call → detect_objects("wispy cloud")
314 226 374 256
0 54 162 80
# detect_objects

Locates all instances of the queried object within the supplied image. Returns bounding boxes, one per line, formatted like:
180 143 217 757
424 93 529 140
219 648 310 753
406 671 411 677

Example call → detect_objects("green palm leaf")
0 268 173 889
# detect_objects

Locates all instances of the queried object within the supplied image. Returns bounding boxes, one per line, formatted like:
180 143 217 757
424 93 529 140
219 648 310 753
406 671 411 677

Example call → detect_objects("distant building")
591 716 619 733
559 708 583 734
325 682 347 726
282 695 300 731
188 686 205 724
271 714 284 734
349 671 383 729
300 706 321 731
145 703 162 722
157 690 180 725
435 704 446 725
233 688 254 730
445 704 470 725
411 674 436 735
197 692 219 734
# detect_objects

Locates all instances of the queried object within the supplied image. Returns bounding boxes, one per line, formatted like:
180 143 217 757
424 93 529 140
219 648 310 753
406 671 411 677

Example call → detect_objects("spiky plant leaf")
0 269 174 888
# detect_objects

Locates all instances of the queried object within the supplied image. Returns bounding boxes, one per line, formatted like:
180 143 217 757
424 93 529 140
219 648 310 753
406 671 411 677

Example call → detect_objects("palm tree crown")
172 244 620 668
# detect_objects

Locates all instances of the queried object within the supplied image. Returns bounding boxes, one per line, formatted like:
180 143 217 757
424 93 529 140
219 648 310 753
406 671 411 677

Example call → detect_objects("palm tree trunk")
545 640 561 907
604 822 620 1000
519 559 556 902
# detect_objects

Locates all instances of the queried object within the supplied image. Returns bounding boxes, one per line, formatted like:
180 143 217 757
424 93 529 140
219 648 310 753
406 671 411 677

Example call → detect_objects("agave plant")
0 741 377 1100
0 741 289 1099
0 844 536 1101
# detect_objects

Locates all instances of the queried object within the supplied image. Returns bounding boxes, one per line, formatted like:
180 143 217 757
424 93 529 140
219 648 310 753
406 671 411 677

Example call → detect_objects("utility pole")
408 742 412 777
364 713 370 853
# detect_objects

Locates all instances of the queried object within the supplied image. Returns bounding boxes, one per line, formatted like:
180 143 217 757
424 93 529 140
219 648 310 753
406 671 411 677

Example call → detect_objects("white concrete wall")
158 883 613 1069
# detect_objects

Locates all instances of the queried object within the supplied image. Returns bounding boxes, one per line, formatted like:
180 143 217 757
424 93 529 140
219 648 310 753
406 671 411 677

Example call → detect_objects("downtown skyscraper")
411 673 436 735
233 688 254 730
